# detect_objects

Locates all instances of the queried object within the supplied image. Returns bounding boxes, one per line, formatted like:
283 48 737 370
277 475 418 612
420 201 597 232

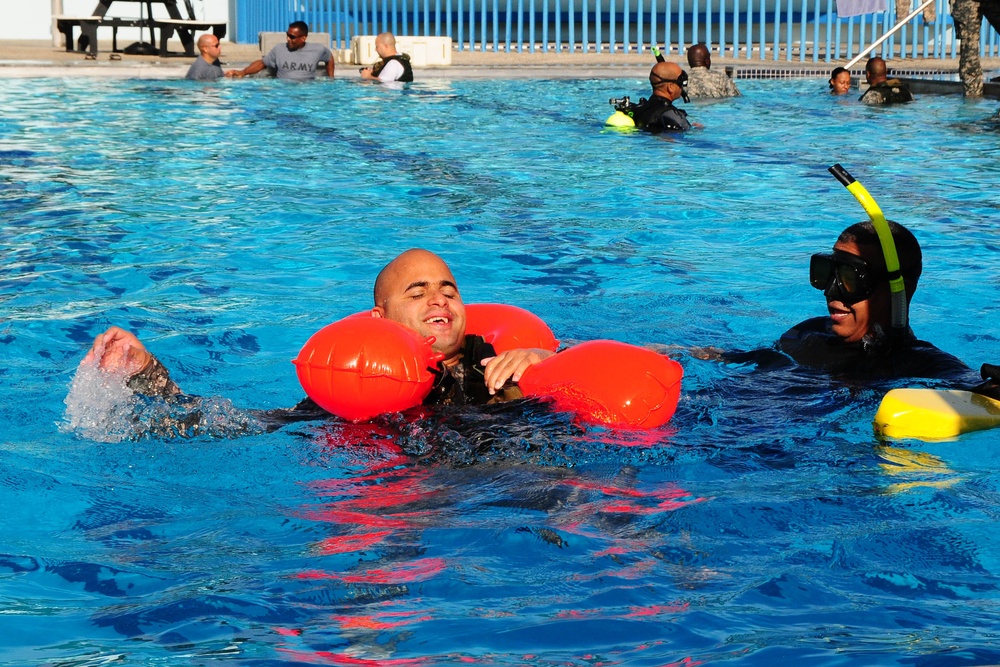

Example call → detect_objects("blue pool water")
2 75 1000 665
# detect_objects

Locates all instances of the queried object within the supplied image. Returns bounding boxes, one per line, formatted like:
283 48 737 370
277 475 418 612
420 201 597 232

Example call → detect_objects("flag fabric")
836 0 887 17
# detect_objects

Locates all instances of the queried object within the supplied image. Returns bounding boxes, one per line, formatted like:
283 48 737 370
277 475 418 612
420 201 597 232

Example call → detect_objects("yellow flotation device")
874 388 1000 441
605 110 636 128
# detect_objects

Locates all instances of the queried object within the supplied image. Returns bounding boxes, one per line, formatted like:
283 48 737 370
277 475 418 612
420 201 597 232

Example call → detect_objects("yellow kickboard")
874 388 1000 441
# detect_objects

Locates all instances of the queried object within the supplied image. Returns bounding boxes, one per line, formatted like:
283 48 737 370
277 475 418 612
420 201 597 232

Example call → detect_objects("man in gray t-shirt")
186 34 224 81
226 21 334 80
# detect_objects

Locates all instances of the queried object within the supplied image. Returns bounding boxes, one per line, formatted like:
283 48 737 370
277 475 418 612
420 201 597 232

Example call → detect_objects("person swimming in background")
859 56 913 105
829 67 852 95
685 43 741 98
359 32 414 83
79 249 555 436
624 61 692 133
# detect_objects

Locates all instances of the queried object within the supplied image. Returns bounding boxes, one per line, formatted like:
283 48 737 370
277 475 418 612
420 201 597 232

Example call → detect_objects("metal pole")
52 0 64 47
844 0 933 69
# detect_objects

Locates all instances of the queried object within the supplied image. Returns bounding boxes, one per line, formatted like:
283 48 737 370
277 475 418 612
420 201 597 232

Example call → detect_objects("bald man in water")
629 61 692 133
370 249 554 403
685 43 740 98
83 249 554 412
859 57 913 105
359 32 413 82
185 34 224 81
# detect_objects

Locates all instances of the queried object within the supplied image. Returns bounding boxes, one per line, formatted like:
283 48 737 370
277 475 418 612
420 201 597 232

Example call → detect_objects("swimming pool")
2 74 1000 665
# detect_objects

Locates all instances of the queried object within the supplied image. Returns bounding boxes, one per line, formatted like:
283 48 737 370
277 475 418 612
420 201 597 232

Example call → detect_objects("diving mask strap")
828 164 908 334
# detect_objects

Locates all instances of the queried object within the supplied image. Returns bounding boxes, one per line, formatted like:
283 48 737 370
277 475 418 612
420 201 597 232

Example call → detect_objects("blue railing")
234 0 998 63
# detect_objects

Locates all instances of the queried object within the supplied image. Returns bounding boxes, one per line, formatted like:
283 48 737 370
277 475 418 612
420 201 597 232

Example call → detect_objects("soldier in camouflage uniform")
953 0 986 96
684 43 741 98
859 56 914 104
951 0 1000 96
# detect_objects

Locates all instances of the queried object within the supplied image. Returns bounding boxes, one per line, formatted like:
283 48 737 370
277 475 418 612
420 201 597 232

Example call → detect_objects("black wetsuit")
129 335 518 435
722 316 974 384
630 95 691 133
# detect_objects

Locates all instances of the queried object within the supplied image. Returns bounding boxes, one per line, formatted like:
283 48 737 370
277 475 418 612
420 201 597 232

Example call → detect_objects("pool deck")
3 37 999 83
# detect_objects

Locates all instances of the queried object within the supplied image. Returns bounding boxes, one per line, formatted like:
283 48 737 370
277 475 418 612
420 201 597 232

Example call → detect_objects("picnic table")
55 0 226 58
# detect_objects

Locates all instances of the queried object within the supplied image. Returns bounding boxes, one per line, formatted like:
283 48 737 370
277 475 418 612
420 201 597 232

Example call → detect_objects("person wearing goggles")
775 220 974 381
627 61 692 133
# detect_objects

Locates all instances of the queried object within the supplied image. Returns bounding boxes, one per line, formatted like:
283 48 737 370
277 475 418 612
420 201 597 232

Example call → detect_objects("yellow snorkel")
828 164 909 334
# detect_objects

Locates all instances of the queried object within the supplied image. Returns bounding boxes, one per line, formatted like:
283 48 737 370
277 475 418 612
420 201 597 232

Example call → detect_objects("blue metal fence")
234 0 999 63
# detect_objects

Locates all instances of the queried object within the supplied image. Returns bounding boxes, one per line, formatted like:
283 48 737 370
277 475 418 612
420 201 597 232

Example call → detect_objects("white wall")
2 0 231 41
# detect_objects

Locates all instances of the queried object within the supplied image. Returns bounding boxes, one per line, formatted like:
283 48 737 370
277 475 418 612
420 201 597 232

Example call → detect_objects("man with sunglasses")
628 61 692 133
775 220 972 381
185 34 224 82
226 21 334 81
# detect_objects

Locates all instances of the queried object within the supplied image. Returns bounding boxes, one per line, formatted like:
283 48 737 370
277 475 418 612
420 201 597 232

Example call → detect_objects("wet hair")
837 220 922 297
288 20 309 35
829 66 848 88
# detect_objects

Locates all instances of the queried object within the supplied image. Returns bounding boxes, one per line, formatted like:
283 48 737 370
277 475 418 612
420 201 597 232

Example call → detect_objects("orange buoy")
464 303 558 353
519 340 683 429
293 316 442 422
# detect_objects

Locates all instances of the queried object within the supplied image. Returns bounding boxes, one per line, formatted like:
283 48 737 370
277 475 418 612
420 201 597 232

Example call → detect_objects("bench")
150 18 227 56
55 15 149 56
54 14 226 57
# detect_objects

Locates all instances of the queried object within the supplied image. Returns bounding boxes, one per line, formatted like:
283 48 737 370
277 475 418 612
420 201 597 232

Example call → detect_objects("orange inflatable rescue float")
293 317 442 422
293 304 682 429
518 340 683 429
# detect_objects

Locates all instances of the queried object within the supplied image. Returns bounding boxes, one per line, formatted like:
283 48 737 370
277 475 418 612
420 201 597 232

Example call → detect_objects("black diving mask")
650 70 690 102
810 249 886 304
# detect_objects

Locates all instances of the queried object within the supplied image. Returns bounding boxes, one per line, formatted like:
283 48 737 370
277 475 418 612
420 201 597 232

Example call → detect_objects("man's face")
830 71 851 95
200 37 221 57
286 28 307 51
375 40 391 58
373 252 467 361
825 240 891 343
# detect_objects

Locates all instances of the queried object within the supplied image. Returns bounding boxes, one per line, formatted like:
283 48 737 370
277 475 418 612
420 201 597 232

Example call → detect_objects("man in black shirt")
629 61 692 133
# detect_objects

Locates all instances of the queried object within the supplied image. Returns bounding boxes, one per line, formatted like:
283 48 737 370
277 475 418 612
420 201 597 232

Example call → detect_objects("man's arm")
226 59 266 78
78 327 328 438
326 55 335 78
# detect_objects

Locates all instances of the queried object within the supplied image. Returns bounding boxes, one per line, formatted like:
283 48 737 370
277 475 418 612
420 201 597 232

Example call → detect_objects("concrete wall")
4 0 230 42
